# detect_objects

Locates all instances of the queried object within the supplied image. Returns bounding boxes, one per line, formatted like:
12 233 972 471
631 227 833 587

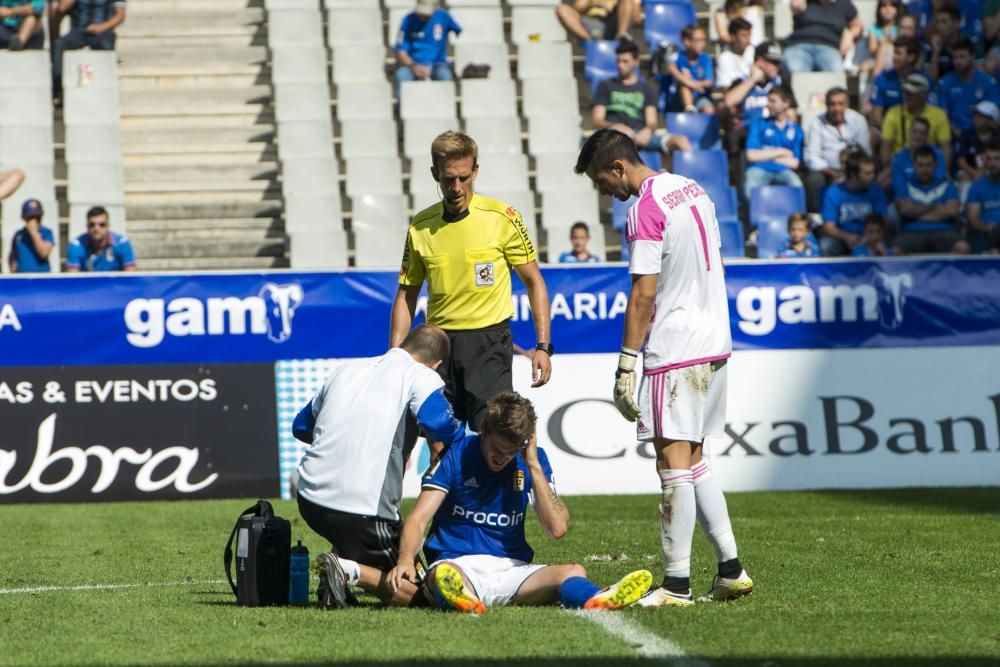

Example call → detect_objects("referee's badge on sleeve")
475 262 495 287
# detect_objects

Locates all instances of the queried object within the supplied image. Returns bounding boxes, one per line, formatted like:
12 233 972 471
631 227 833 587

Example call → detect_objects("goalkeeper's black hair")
574 128 642 175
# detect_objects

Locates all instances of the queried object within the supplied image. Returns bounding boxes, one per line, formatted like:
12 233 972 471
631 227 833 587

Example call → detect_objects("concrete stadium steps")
116 0 284 271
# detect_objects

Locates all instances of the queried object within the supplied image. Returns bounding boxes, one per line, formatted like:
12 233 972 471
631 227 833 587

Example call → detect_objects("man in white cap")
880 73 952 169
394 0 461 95
956 100 1000 182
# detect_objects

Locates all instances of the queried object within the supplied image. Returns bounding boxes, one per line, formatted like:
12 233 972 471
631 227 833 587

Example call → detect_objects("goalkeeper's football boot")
316 552 350 609
697 569 753 602
583 569 653 610
432 563 486 614
635 586 695 608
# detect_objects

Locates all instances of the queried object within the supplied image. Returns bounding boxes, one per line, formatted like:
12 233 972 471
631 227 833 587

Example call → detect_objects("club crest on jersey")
475 262 495 287
433 23 443 40
514 470 524 491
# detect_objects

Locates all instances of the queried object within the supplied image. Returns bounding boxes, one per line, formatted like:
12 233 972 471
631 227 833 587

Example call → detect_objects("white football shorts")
428 555 546 607
636 359 727 443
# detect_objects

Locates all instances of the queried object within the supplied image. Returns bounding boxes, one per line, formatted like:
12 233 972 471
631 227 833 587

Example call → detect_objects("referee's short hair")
401 324 450 364
431 131 478 171
574 128 642 175
481 390 536 446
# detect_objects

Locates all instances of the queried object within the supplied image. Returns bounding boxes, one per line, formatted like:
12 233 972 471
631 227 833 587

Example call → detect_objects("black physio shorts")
297 495 401 572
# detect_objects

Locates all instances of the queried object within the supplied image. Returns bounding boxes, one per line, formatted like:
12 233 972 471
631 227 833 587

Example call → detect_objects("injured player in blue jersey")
387 390 652 613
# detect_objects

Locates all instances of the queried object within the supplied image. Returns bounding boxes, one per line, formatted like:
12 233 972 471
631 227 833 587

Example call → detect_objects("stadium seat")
64 125 118 163
774 0 792 39
506 0 557 4
62 50 115 91
520 77 580 118
584 40 618 83
284 194 343 234
474 153 529 191
638 150 662 171
332 44 386 84
0 51 50 90
534 153 590 192
267 10 324 48
340 119 398 158
665 112 722 150
281 158 340 198
336 81 393 120
278 121 337 163
274 84 331 122
510 6 566 43
0 88 54 125
449 7 504 43
791 72 847 116
289 228 349 268
463 116 522 154
352 194 408 267
64 86 121 126
345 156 404 197
541 188 600 230
671 149 729 190
407 153 438 206
704 182 739 223
400 80 457 119
460 79 517 118
756 218 788 259
718 219 746 258
326 7 382 46
272 47 327 84
643 1 696 48
267 0 318 9
749 185 806 229
516 42 573 79
489 189 538 241
1 125 55 165
528 115 582 156
611 195 634 231
67 162 123 206
326 0 380 7
404 117 461 158
454 42 511 80
448 0 502 5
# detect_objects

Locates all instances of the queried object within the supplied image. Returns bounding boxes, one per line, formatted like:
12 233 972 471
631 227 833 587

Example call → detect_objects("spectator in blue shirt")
820 151 888 255
7 198 53 273
851 213 896 256
558 222 601 263
722 40 784 155
666 25 715 114
937 37 1000 135
776 212 821 258
885 116 946 198
0 0 43 50
51 0 126 101
895 145 969 254
867 37 934 127
965 139 1000 252
66 206 137 272
394 0 461 95
743 86 804 202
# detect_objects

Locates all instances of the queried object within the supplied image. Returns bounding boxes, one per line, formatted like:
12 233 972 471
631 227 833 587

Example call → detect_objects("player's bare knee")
567 563 587 580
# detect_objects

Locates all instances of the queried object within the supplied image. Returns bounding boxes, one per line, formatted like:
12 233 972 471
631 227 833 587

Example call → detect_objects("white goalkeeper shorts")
428 555 546 607
636 358 727 443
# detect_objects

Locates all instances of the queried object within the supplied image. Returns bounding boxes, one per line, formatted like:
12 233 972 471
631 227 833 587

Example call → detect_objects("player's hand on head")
613 349 641 422
521 435 539 464
531 350 552 387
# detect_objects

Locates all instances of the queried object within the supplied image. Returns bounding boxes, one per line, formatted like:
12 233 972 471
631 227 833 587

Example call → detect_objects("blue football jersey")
421 434 554 564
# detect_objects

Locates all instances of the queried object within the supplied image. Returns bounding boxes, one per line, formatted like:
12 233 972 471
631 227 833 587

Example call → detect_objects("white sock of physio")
658 469 696 579
338 556 361 586
691 460 739 564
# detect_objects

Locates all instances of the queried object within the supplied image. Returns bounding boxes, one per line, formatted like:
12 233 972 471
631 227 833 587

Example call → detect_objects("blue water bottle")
289 540 309 605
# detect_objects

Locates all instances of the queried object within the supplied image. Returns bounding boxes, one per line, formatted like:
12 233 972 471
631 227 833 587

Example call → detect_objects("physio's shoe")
697 569 753 602
433 563 486 614
584 569 653 610
635 586 694 608
316 552 350 609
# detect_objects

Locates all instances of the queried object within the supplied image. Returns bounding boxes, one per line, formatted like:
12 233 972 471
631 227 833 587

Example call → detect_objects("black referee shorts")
440 321 513 431
297 495 401 572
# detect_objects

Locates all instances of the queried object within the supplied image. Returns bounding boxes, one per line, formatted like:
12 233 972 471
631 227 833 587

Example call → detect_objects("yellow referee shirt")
399 193 537 330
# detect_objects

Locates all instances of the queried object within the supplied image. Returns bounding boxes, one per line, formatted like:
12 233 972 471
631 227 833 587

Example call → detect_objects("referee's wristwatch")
535 342 554 356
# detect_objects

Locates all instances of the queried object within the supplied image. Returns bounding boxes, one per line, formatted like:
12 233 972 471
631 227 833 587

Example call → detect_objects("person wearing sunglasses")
66 205 136 272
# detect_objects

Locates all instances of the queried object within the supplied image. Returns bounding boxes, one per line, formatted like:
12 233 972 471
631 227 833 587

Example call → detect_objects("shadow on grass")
805 487 1000 516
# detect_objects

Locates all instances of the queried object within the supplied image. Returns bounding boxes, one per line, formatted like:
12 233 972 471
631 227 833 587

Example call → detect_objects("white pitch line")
0 579 226 595
571 610 711 667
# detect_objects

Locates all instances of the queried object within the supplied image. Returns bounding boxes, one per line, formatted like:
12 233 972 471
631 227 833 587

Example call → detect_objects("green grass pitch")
2 489 998 666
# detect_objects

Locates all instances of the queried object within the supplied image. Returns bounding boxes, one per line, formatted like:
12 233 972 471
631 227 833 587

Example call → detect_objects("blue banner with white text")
0 258 998 367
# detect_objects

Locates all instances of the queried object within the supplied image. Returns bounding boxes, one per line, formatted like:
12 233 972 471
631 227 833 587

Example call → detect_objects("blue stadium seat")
756 218 788 259
718 219 745 258
671 149 729 190
638 150 662 170
665 112 721 150
643 1 696 48
612 195 635 231
584 40 618 83
749 185 806 229
704 182 738 222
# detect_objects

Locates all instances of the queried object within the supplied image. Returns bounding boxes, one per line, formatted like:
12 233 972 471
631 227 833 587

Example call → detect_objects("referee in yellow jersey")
389 131 553 432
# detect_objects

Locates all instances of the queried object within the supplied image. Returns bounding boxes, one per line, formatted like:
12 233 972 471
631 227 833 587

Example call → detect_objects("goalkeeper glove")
613 348 641 422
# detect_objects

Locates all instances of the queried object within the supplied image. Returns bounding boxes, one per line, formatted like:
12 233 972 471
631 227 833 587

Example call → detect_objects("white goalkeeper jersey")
624 171 732 375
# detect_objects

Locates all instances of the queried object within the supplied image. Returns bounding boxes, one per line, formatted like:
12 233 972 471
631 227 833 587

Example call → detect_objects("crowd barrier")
1 257 998 503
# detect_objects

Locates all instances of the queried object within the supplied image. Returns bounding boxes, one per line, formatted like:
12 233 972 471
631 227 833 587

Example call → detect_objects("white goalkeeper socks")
658 469 696 589
692 460 739 564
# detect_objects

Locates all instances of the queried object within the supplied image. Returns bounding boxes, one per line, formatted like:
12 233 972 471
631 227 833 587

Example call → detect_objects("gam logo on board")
123 283 304 348
736 271 913 336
